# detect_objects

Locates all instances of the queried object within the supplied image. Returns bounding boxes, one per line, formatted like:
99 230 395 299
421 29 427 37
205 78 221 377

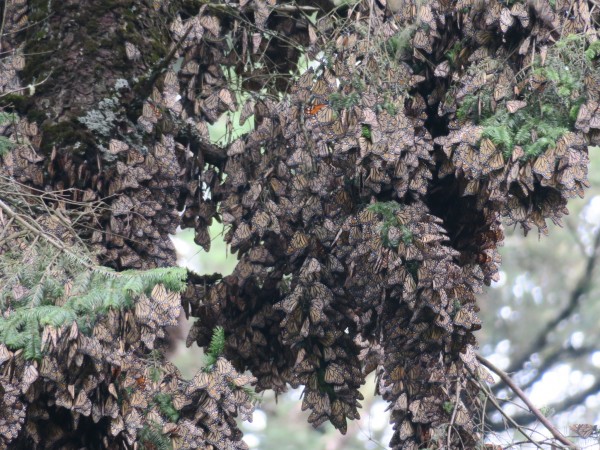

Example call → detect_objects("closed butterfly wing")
570 424 597 439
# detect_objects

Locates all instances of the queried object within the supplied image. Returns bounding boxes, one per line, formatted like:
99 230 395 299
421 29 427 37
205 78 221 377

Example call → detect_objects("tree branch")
493 229 600 394
477 354 577 449
487 375 600 434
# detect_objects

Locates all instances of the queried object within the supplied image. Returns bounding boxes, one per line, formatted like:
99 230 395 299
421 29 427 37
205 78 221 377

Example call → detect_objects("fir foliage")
0 112 16 156
204 325 226 369
138 422 173 450
153 393 180 422
367 202 414 248
458 34 595 158
0 222 187 359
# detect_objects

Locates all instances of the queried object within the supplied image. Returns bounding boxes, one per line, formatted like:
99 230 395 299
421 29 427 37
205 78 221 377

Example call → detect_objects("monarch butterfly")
532 152 554 179
16 14 29 29
493 72 512 102
151 283 168 306
202 93 220 113
142 102 161 121
417 4 435 27
230 222 252 248
227 139 245 156
287 148 312 167
453 307 477 328
218 88 236 111
296 69 314 91
412 29 432 53
11 55 25 71
286 232 310 255
170 15 186 38
239 100 255 126
39 357 62 383
335 33 357 50
21 364 38 392
182 60 199 75
74 390 92 416
399 420 414 440
129 390 148 409
188 371 213 394
273 293 299 314
304 102 328 116
506 100 527 114
0 344 12 365
570 424 597 439
108 139 129 155
486 151 504 171
445 404 467 426
230 373 255 388
511 3 530 27
199 15 221 36
434 60 450 78
311 78 329 96
324 364 345 385
251 210 271 236
309 297 326 324
110 416 125 436
124 42 141 61
499 8 514 32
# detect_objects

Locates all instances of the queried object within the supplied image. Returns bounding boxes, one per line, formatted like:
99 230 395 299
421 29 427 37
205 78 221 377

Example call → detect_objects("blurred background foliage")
169 114 600 448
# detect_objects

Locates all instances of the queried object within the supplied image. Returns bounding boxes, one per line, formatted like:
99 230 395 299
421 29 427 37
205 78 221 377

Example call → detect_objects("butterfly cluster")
1 0 600 449
0 212 255 450
183 0 599 448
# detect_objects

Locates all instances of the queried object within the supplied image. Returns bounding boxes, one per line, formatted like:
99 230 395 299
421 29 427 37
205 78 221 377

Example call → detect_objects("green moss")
329 92 360 111
443 401 454 415
361 124 372 140
40 121 94 153
406 261 419 279
456 34 595 159
83 38 100 56
0 94 31 112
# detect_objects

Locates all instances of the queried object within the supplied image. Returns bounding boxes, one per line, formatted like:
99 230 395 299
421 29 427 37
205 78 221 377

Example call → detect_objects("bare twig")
488 376 600 434
479 384 545 449
477 354 578 449
447 379 461 448
0 198 95 270
0 71 53 98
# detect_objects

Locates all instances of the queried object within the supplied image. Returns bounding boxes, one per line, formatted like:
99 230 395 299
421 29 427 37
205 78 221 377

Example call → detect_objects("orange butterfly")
135 375 146 389
304 103 328 116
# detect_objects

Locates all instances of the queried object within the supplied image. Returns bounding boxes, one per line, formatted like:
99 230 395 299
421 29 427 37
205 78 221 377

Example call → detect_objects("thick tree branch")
477 354 577 449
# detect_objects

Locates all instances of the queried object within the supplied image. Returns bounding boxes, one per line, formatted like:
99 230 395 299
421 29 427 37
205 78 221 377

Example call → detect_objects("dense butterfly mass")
183 0 599 448
1 0 599 448
0 215 256 450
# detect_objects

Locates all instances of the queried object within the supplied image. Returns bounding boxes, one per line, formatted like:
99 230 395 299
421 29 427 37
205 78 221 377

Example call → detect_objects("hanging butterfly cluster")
182 0 600 448
0 214 255 450
433 1 597 236
1 0 600 449
0 0 194 272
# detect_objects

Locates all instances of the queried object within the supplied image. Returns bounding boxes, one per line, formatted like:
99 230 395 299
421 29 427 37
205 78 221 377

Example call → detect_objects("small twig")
477 354 578 449
0 0 7 52
0 198 96 270
0 71 53 98
474 377 545 449
201 1 319 14
447 379 461 448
